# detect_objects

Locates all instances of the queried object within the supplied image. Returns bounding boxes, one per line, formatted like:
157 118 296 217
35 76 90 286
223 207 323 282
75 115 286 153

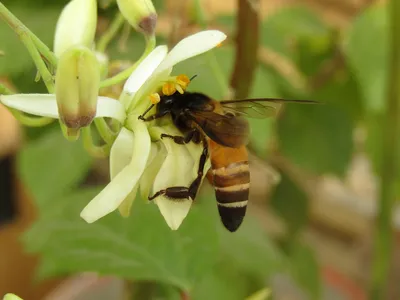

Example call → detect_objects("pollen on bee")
149 93 161 104
162 82 176 96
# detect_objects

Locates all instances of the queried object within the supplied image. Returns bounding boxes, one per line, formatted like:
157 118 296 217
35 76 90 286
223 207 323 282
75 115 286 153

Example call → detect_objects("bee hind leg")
160 129 197 145
148 138 208 201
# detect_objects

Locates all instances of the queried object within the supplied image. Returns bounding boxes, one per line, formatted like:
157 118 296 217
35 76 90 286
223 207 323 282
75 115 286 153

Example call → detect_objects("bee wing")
188 110 249 148
220 98 318 119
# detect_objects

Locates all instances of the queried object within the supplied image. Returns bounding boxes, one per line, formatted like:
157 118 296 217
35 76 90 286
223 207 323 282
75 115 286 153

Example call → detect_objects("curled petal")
150 126 196 230
123 46 168 95
154 30 227 75
80 124 151 223
110 127 135 179
0 94 126 123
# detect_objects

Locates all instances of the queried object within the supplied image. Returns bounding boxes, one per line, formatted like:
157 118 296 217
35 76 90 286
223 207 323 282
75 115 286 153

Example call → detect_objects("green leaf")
278 102 353 176
344 4 388 113
261 6 329 58
270 172 308 236
17 129 93 206
0 4 60 76
219 215 285 279
23 189 219 292
289 242 321 300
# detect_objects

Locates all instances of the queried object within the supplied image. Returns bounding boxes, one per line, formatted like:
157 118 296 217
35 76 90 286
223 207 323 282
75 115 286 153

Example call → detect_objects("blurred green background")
0 0 398 299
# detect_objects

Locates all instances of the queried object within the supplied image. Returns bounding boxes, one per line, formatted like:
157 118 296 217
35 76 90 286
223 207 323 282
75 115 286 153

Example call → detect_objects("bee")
138 91 316 232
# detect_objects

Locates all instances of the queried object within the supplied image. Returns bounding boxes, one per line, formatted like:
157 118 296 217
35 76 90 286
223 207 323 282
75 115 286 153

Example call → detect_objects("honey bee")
139 91 316 232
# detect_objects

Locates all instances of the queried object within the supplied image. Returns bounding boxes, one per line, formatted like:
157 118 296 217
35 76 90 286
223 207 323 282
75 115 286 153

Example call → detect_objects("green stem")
0 3 57 68
94 118 117 145
82 126 110 158
9 109 55 127
99 35 156 89
230 0 260 99
18 30 54 92
97 13 126 53
370 1 400 299
0 83 13 95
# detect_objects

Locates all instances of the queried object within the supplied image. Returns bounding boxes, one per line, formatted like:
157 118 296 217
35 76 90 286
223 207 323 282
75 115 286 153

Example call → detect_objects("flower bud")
54 0 97 57
116 0 157 36
55 46 100 129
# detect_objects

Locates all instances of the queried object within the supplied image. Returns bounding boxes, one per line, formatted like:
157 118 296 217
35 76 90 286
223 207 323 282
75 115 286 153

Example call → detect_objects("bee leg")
148 138 208 201
160 129 197 145
138 110 168 122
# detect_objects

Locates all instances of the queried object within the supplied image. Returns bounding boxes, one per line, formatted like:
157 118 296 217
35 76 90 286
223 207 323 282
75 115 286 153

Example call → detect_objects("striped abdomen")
208 140 249 232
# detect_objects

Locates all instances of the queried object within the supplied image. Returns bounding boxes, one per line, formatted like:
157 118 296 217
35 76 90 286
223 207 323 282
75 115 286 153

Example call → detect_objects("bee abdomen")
212 162 250 232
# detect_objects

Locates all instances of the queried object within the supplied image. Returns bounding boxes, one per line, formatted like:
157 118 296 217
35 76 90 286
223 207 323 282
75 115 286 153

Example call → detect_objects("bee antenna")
190 74 198 81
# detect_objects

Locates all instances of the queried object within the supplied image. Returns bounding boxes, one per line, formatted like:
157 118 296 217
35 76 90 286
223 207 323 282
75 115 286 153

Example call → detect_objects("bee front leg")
148 138 208 201
160 129 197 145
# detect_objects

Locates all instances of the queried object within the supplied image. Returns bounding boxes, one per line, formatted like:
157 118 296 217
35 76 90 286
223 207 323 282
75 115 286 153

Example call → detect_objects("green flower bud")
116 0 157 36
55 46 100 129
54 0 97 57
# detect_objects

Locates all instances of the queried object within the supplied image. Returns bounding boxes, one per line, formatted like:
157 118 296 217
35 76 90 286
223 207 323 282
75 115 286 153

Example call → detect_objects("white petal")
0 94 126 123
154 30 227 75
123 46 168 95
80 123 151 223
151 126 196 230
154 198 193 230
110 127 135 179
54 0 97 57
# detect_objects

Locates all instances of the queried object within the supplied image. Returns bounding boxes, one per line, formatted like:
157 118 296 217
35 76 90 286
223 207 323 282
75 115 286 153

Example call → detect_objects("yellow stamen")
217 42 223 48
149 93 161 104
162 82 176 96
175 84 184 94
176 74 190 89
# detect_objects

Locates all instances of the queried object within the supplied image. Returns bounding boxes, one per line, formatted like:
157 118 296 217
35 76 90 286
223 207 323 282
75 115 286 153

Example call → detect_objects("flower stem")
94 118 117 145
9 109 54 127
99 35 156 88
230 0 260 99
370 1 400 299
0 3 57 68
97 13 126 53
82 126 110 158
17 30 55 93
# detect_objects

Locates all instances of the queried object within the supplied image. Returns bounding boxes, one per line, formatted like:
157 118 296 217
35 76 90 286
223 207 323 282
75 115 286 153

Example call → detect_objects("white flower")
80 30 225 229
0 30 226 230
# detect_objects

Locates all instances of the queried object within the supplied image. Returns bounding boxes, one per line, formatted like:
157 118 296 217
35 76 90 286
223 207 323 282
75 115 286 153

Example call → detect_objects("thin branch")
230 0 260 99
370 0 400 299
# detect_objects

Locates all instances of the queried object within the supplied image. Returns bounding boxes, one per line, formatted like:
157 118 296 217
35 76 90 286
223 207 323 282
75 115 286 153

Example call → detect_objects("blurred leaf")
0 4 60 76
245 288 271 300
18 129 92 206
261 6 329 58
192 261 250 300
278 103 353 176
344 4 388 113
219 214 285 278
23 189 219 292
247 66 280 155
270 172 308 236
289 242 321 300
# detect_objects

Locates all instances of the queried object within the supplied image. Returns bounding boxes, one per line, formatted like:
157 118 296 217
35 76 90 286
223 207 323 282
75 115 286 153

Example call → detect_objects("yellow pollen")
176 74 190 89
149 93 161 104
217 42 223 48
162 82 176 96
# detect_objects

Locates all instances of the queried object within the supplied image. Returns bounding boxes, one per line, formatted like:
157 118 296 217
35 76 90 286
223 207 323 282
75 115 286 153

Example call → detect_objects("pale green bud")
55 46 100 129
54 0 97 57
116 0 157 36
3 294 23 300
